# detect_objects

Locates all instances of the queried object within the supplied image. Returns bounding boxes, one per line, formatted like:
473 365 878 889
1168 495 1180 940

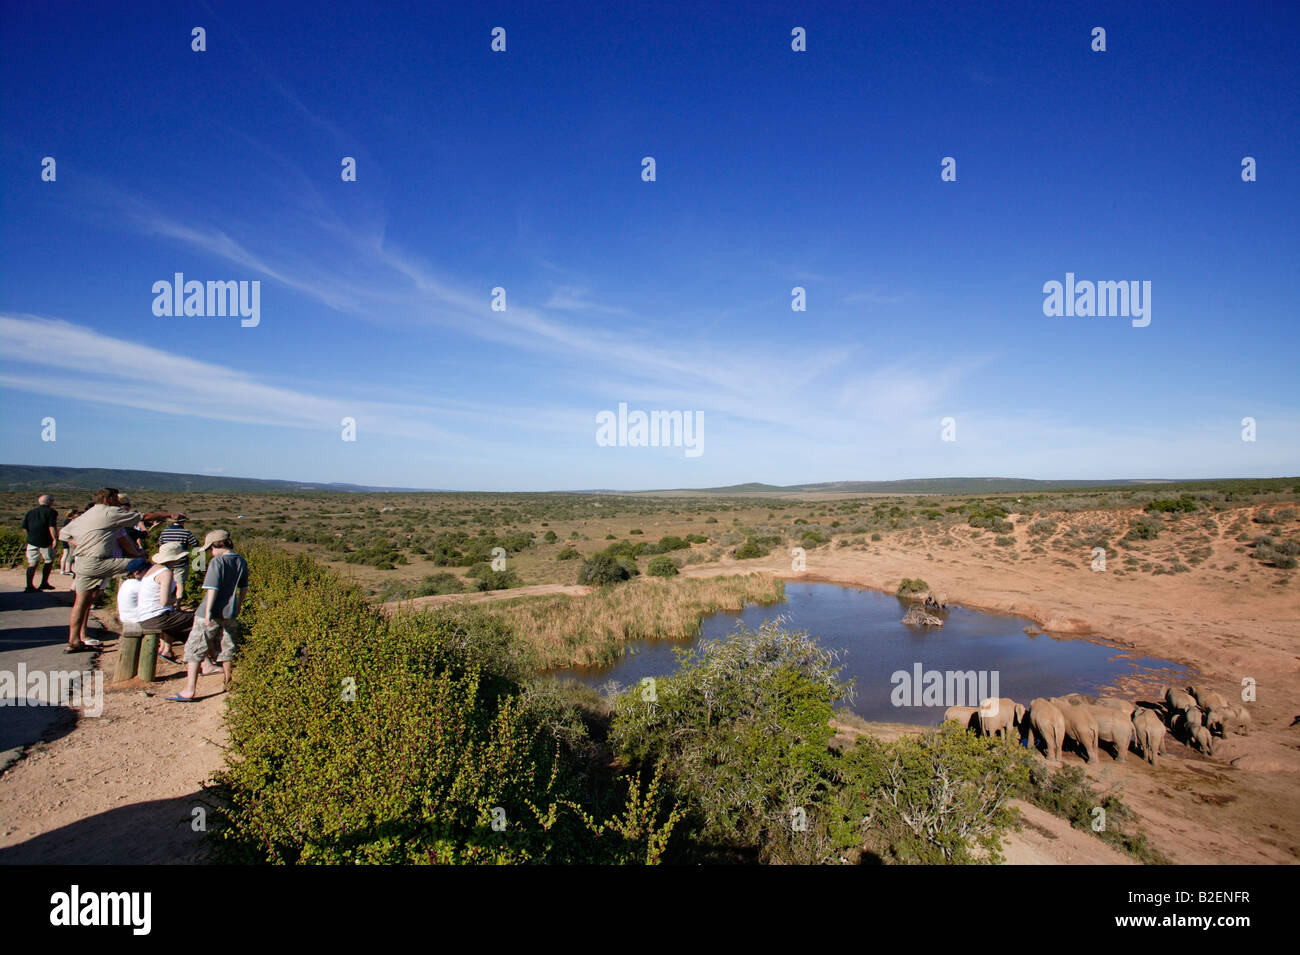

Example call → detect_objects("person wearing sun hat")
170 530 248 701
135 541 197 660
157 513 199 601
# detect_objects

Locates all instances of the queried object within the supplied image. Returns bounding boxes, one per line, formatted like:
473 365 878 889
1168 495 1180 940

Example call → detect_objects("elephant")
1131 709 1166 765
1049 697 1100 763
1191 724 1215 755
977 697 1025 739
1025 698 1066 761
1171 706 1203 741
1206 705 1250 737
1190 685 1229 713
1098 697 1136 720
1165 687 1196 713
943 705 979 729
1204 707 1230 738
1080 702 1134 761
1228 704 1252 736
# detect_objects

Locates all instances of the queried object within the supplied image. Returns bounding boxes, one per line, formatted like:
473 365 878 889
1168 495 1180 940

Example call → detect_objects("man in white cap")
169 530 248 700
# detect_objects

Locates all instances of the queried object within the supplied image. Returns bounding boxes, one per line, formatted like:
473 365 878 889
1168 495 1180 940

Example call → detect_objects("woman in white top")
116 559 151 625
137 543 196 661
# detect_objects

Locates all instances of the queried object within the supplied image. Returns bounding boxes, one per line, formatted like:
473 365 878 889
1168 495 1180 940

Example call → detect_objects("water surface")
550 582 1187 724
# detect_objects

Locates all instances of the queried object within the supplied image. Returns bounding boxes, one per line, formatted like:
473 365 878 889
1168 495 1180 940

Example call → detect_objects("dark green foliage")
647 555 678 577
1123 513 1163 541
214 545 680 864
834 726 1028 864
0 528 25 567
577 552 632 585
1146 495 1198 514
896 577 929 596
556 547 581 560
473 570 522 591
800 529 829 548
610 622 849 863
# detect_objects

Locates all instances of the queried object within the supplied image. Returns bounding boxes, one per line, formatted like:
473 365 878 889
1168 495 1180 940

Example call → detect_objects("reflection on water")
548 582 1188 724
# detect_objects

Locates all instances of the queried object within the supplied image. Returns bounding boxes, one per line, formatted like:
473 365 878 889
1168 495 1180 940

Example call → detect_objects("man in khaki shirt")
60 487 182 652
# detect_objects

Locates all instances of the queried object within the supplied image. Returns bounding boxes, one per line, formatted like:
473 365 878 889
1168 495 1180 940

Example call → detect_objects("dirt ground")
0 569 229 864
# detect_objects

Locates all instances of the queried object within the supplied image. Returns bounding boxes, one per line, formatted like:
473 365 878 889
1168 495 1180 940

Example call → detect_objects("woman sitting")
136 543 197 661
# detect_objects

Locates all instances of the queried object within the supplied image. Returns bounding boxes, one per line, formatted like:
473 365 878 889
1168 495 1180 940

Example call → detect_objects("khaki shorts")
184 615 242 664
73 556 136 594
25 545 53 566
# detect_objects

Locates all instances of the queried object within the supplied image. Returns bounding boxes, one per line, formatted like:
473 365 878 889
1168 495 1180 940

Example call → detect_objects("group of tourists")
18 488 249 702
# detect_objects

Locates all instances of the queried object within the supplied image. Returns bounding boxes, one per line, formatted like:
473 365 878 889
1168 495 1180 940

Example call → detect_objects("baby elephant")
1191 724 1215 755
1205 705 1251 738
1131 709 1166 765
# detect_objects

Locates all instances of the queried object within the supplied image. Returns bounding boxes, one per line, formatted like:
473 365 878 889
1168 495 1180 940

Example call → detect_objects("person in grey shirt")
170 530 248 700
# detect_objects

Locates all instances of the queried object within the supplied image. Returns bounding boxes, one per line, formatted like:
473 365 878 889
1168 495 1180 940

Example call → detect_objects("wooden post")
138 633 160 683
114 629 142 682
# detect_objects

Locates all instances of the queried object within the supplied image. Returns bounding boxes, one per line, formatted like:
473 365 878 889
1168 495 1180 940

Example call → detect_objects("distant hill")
0 464 424 494
3 464 1286 498
645 477 1168 496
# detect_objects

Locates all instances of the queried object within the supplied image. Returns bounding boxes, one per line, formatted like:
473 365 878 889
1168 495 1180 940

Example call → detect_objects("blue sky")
2 0 1297 491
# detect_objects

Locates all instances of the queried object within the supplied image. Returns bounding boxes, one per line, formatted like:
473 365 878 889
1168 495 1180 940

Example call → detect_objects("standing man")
170 530 248 701
60 488 181 653
158 514 198 602
20 494 58 593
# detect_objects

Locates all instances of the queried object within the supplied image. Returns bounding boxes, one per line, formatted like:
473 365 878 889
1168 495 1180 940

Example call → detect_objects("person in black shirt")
20 494 58 592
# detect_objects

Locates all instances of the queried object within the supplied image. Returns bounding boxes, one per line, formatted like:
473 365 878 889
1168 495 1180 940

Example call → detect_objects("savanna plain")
1 478 1296 865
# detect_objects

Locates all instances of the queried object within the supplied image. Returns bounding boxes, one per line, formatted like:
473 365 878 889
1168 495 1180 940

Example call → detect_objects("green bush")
214 545 679 864
609 621 849 863
577 552 632 585
733 539 768 560
556 547 581 561
834 725 1028 864
1124 513 1163 541
647 556 678 577
655 535 690 553
800 529 829 548
415 573 465 596
473 570 522 591
1146 495 1198 514
0 528 26 568
897 577 929 596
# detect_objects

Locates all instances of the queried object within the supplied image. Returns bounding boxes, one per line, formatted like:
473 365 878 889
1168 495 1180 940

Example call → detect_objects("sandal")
165 693 197 702
64 642 97 653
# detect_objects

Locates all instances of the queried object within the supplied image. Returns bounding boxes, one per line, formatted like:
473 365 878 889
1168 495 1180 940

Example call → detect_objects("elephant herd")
943 686 1251 766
